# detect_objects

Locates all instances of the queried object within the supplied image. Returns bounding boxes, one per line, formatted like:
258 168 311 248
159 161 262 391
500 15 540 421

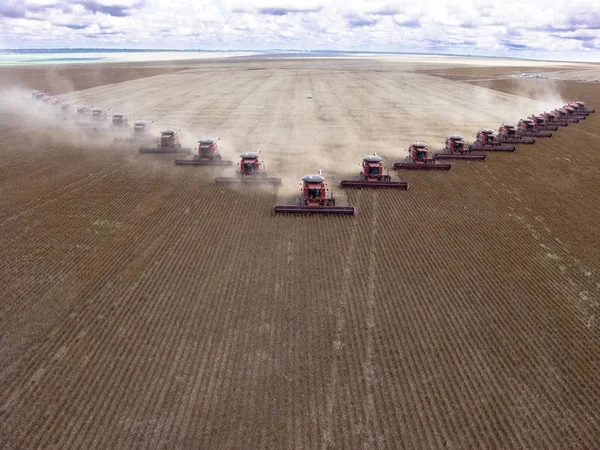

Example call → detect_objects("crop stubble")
0 58 599 448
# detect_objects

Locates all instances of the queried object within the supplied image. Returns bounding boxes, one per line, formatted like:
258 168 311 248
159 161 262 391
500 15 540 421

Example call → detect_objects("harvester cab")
393 142 451 170
196 138 220 161
160 130 180 148
240 152 261 175
91 108 109 122
273 171 356 215
133 120 153 136
340 154 408 188
111 113 130 128
434 135 486 160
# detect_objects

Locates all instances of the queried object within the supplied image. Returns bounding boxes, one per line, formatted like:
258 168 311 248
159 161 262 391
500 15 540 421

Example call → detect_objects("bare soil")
0 57 598 449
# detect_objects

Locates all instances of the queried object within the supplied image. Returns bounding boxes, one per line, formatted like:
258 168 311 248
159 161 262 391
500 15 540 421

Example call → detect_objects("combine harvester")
175 138 232 165
115 120 154 143
393 142 451 170
434 135 486 161
569 101 594 115
516 119 552 138
553 107 579 123
468 129 515 152
60 103 74 118
111 113 130 129
540 111 569 127
496 124 536 144
273 171 356 216
214 152 281 185
140 129 191 154
75 105 94 125
527 114 558 131
340 154 408 189
562 104 585 120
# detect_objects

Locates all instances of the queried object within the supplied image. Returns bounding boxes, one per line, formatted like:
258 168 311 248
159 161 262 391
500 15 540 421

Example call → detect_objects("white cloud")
0 0 599 60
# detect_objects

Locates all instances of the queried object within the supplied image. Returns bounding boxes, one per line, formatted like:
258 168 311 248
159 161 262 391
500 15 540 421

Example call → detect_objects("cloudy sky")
1 0 599 61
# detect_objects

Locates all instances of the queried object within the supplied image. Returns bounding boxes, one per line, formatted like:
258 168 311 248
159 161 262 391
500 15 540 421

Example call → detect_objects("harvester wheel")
382 175 391 182
216 155 222 161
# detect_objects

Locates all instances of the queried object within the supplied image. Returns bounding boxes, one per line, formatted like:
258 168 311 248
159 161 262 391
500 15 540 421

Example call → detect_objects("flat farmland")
0 57 599 448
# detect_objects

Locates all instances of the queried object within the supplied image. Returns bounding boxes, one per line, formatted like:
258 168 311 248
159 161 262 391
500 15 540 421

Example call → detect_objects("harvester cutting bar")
272 205 356 215
215 176 282 185
339 180 408 189
562 117 580 123
174 159 233 166
536 126 558 131
521 132 552 138
467 145 515 152
433 154 486 161
392 162 451 170
140 147 191 154
498 137 535 144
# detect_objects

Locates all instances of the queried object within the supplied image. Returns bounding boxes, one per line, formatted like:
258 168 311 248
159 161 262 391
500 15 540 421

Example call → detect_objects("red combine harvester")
562 105 585 120
468 129 515 152
140 129 191 154
393 142 451 170
540 111 568 127
273 172 356 216
75 105 93 125
554 108 579 123
516 119 552 138
214 152 281 185
175 138 232 165
60 103 73 117
434 135 486 160
527 115 558 131
111 113 130 128
569 101 594 114
497 124 536 144
115 120 155 142
32 90 45 100
340 154 409 188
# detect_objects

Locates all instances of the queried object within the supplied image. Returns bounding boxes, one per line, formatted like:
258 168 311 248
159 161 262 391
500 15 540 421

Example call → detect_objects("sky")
1 0 599 61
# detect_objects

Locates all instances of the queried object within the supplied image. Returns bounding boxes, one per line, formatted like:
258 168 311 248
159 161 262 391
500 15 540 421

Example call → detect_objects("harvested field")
1 56 599 449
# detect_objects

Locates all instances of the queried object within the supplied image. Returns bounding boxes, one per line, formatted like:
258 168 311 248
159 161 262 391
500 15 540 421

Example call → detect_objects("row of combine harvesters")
31 90 593 216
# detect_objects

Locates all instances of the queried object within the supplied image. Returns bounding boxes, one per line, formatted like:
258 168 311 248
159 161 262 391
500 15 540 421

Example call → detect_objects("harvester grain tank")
214 152 281 185
273 172 356 215
434 135 486 160
175 138 232 165
516 119 552 138
468 129 515 152
340 154 409 188
393 142 451 170
496 124 536 144
527 115 558 131
140 129 191 154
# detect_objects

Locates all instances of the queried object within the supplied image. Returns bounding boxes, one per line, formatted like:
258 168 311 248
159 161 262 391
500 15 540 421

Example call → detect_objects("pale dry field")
0 56 599 449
